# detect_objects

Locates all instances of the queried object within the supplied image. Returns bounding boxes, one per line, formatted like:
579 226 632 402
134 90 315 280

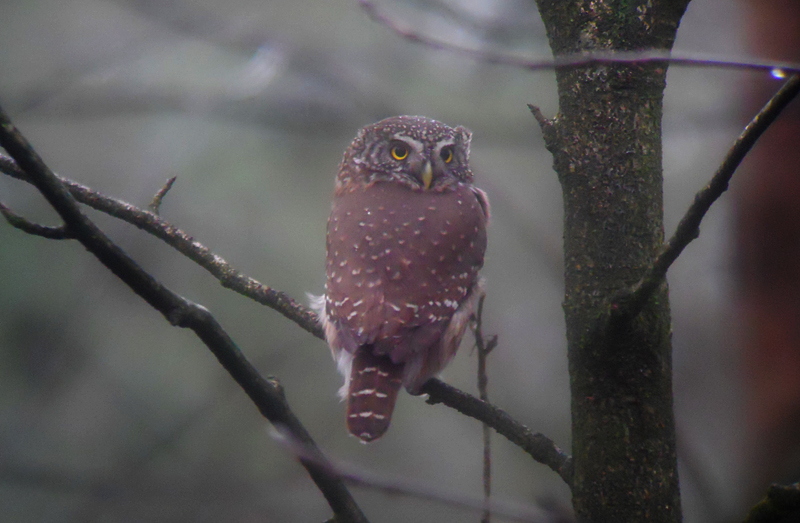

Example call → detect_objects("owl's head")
338 115 474 192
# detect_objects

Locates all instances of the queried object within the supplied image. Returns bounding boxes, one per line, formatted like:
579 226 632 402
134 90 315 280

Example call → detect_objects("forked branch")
0 153 324 339
0 105 368 523
617 74 800 320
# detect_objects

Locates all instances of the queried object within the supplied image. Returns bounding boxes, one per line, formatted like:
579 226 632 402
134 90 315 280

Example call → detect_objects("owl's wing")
326 181 487 363
472 186 490 224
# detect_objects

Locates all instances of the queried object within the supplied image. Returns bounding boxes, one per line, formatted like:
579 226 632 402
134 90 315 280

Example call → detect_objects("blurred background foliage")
0 1 796 521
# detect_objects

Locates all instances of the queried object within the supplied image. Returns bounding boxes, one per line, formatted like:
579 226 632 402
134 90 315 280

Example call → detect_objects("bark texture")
535 1 691 522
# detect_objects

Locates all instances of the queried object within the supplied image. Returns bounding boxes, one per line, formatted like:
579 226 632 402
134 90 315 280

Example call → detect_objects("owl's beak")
421 161 433 190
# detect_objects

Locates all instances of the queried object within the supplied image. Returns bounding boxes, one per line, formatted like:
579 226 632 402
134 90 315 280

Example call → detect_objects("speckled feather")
316 116 489 442
326 181 486 366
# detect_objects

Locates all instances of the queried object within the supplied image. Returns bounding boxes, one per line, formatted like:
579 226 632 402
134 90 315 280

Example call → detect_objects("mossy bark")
535 1 691 522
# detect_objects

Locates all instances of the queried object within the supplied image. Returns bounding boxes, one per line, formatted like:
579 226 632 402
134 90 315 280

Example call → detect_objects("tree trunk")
535 1 691 521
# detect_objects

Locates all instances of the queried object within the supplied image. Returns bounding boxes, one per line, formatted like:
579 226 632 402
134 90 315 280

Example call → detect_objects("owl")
312 115 489 442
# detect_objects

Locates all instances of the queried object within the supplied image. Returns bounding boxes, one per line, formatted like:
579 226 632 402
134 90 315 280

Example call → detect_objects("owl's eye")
440 147 454 164
390 144 409 161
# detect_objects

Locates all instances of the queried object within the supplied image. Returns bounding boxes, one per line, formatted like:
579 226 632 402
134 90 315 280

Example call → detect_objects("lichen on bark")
534 1 691 521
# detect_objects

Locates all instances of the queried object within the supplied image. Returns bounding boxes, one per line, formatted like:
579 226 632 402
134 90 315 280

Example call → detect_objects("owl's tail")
346 348 404 443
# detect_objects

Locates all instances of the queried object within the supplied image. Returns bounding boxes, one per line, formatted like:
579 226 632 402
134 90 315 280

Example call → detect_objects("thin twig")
422 378 573 487
0 154 323 339
473 295 497 523
617 74 800 320
148 176 176 215
0 105 368 523
0 201 73 239
358 0 800 75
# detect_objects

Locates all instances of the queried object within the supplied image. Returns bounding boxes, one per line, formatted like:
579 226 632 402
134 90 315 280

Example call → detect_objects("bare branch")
358 0 800 75
422 378 573 488
148 176 177 215
0 105 368 523
618 73 800 319
0 201 73 239
0 153 324 339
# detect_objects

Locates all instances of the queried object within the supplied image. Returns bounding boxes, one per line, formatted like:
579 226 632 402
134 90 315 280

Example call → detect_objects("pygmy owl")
312 115 489 442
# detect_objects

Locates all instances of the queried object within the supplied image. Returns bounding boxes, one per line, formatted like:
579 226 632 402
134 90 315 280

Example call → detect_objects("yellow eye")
441 147 454 164
391 145 409 161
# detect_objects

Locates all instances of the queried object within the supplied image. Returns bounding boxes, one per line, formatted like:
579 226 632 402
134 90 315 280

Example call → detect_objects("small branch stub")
527 104 558 152
149 176 177 215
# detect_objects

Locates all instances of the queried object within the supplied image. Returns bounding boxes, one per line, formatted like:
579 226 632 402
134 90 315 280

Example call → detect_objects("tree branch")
0 105 368 523
0 153 323 339
358 0 800 76
422 378 572 487
0 200 73 239
1 132 569 488
617 73 800 319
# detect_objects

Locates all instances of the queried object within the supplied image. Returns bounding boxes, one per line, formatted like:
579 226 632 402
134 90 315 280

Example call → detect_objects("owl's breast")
326 181 487 347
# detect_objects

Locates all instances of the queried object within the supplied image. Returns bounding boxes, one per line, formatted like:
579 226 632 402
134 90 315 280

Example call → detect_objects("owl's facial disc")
388 136 430 189
387 132 459 190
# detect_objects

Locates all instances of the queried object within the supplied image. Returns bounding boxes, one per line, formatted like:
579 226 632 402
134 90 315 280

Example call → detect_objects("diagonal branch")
422 378 573 487
0 153 323 339
616 73 800 320
0 105 368 523
1 140 569 488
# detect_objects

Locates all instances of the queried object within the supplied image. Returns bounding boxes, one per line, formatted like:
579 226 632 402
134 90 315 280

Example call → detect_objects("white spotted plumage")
312 116 489 442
